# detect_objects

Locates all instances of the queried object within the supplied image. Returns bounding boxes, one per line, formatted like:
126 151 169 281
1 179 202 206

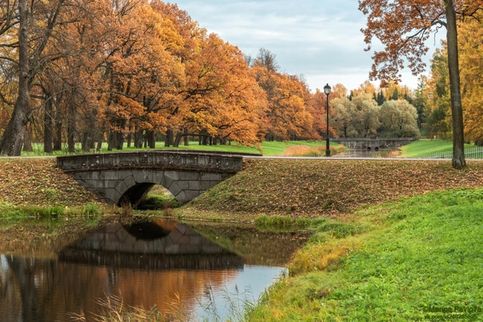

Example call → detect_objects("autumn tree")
359 0 482 168
424 48 452 138
0 0 66 155
379 100 420 137
308 89 328 138
332 97 357 138
254 65 315 140
458 14 483 144
332 93 381 138
251 49 317 141
423 15 482 144
352 94 381 138
253 48 279 72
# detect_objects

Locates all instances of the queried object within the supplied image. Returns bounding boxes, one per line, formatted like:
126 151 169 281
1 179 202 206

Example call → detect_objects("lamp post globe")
324 84 332 157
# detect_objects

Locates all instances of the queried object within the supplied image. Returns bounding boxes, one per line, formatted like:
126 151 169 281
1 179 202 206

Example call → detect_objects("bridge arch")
118 182 156 207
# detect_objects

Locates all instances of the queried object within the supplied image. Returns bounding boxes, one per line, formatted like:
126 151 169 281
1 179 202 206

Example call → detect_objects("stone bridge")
334 138 416 151
57 151 245 206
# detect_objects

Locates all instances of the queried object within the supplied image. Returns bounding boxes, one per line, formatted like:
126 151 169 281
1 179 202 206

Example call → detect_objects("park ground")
21 138 483 159
0 154 482 320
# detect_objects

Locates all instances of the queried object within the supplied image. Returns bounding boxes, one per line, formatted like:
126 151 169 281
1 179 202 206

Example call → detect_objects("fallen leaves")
192 159 483 216
0 158 100 207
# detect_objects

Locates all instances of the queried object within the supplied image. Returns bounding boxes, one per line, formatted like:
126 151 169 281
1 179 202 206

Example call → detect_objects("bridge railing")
333 137 416 142
57 151 246 173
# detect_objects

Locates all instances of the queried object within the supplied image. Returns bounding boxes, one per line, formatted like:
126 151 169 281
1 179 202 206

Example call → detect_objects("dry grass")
70 295 186 322
289 236 361 275
283 145 345 157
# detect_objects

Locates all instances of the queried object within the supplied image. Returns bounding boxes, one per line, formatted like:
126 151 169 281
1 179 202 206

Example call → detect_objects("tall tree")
0 0 65 155
359 0 481 169
458 14 483 144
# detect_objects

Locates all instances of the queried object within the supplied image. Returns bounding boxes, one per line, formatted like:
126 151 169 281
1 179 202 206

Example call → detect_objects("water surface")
0 219 308 321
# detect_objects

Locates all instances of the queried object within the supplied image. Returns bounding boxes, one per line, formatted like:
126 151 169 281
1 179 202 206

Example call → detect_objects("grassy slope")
21 140 340 157
190 159 483 216
0 158 99 208
248 188 483 321
400 139 479 158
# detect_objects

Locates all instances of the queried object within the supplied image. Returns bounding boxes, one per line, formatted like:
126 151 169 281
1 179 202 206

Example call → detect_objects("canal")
0 218 309 321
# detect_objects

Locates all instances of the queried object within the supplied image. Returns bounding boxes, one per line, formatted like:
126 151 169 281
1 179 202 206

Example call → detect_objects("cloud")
168 0 436 91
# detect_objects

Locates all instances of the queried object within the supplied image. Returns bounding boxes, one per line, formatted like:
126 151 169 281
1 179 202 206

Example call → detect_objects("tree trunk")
22 124 33 152
96 140 103 151
173 132 182 147
146 130 155 148
0 0 30 155
134 129 143 148
165 129 173 147
445 0 466 169
81 133 89 152
67 100 76 153
116 131 124 150
127 130 132 148
107 131 115 151
183 128 189 146
53 101 62 151
43 95 53 153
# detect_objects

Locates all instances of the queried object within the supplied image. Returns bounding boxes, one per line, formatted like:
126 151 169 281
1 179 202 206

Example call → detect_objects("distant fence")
429 146 483 159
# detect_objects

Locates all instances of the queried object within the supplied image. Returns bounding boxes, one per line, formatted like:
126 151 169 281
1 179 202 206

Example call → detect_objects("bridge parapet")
57 151 243 173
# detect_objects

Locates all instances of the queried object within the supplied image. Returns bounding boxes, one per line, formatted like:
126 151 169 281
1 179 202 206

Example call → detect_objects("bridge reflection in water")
59 220 244 270
0 220 290 321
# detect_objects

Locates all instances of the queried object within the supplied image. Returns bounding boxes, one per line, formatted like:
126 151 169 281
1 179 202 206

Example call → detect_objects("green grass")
21 140 341 157
0 202 104 221
248 188 483 321
401 139 481 158
137 195 179 210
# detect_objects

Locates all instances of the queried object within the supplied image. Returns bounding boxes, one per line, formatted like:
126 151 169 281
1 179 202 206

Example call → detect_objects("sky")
167 0 443 92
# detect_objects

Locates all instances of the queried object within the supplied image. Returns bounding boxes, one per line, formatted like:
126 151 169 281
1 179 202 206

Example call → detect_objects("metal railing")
430 146 483 159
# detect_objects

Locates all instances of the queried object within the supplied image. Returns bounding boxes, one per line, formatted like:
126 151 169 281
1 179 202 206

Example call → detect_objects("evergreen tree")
376 91 386 105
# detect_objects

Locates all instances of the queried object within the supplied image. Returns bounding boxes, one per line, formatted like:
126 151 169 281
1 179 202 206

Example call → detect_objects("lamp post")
324 83 332 157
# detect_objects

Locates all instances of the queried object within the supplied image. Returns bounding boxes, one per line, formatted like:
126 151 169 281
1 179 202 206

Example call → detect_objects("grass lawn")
400 139 481 158
248 188 483 321
21 140 341 157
